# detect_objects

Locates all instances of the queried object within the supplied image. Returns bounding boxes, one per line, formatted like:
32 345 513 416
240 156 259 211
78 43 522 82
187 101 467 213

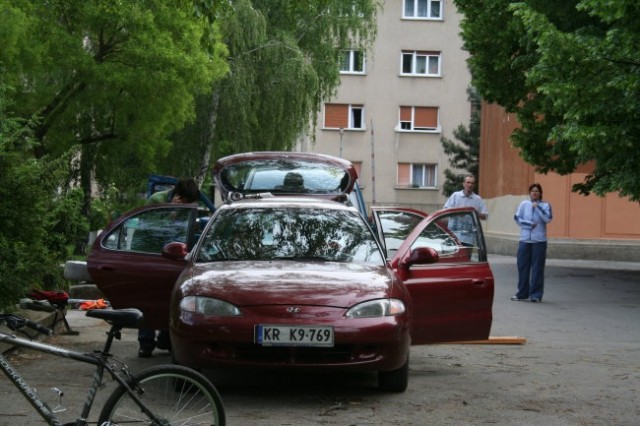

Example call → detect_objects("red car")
87 152 493 392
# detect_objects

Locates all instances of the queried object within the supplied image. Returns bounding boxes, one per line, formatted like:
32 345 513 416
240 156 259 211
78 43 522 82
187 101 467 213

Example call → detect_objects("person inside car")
279 172 305 193
138 177 199 358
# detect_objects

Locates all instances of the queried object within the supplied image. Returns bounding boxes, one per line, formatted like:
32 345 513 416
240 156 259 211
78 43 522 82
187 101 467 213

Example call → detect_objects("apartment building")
299 0 471 213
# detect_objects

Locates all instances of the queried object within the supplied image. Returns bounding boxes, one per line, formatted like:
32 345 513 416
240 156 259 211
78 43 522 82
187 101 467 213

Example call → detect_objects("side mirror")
162 242 188 260
399 247 439 271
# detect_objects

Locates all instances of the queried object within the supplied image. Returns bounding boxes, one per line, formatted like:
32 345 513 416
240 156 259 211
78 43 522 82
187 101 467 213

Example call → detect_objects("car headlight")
179 296 241 316
345 299 406 318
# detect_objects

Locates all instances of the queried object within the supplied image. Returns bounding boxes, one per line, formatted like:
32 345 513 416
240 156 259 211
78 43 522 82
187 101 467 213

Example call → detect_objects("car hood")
179 261 394 308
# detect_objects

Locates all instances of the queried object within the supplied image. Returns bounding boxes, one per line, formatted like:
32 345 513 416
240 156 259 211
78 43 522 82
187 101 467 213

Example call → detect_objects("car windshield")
196 207 384 265
219 160 350 195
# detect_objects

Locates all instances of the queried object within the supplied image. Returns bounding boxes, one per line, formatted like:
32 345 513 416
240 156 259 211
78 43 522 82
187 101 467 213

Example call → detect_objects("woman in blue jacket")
512 183 553 303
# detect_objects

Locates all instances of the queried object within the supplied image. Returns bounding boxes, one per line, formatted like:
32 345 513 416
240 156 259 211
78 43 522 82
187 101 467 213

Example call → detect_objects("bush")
45 186 91 259
0 91 90 310
0 151 52 311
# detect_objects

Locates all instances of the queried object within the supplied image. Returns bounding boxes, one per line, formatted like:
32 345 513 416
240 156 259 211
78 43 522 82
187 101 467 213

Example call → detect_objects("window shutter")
414 107 438 128
400 106 412 122
397 163 411 186
325 104 349 129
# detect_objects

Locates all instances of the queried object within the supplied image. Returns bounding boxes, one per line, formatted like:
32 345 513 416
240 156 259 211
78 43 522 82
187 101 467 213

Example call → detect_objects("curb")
488 254 640 271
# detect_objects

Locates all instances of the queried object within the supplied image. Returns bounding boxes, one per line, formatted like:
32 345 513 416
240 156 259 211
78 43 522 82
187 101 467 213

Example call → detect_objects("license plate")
256 324 334 347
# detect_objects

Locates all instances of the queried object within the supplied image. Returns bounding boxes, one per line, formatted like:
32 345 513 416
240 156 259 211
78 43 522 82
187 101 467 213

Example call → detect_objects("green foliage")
455 0 640 201
0 87 88 310
166 0 381 171
1 0 230 258
1 0 229 189
90 183 145 231
0 90 40 310
441 87 481 197
44 187 90 261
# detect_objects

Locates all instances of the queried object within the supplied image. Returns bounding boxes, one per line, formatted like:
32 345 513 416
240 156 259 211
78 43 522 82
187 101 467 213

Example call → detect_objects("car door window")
102 208 194 254
412 211 483 262
375 210 425 258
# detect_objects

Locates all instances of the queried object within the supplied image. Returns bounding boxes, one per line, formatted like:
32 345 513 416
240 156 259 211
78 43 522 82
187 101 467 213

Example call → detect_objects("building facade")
299 0 470 213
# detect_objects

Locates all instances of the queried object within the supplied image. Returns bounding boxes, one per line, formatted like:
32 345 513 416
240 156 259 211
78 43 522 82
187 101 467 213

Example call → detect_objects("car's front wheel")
378 357 409 392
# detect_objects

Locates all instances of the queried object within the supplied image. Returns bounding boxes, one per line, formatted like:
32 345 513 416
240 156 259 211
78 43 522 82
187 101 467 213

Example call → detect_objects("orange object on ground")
79 299 109 310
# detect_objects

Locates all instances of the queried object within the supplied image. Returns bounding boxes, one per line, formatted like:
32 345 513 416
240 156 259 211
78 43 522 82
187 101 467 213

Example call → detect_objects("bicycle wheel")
99 364 225 425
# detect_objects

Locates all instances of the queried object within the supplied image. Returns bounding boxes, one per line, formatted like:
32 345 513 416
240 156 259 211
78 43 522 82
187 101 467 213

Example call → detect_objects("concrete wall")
484 195 640 262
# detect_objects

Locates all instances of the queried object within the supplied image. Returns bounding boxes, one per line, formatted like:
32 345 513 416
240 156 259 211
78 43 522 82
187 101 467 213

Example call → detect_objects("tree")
454 0 640 201
164 0 381 180
441 87 481 197
0 0 229 218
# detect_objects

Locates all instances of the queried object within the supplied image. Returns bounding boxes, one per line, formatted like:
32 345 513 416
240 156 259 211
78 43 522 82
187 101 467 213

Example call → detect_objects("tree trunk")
75 142 96 255
196 88 220 195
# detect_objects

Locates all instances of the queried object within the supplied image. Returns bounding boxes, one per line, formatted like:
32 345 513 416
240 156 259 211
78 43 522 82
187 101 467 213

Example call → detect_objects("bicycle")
0 308 225 425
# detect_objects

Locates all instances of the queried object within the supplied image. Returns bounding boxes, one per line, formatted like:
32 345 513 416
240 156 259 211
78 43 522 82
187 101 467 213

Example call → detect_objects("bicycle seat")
86 308 144 329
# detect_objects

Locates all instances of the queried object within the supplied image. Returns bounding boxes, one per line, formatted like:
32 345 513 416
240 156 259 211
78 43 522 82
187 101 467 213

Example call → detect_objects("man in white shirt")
443 175 488 246
444 175 488 219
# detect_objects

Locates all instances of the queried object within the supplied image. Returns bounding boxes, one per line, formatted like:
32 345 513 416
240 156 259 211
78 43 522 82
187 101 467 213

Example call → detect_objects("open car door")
87 204 199 329
372 207 494 344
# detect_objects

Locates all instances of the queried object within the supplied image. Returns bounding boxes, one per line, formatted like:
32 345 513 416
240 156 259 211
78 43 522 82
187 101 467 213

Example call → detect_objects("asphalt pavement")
1 254 639 425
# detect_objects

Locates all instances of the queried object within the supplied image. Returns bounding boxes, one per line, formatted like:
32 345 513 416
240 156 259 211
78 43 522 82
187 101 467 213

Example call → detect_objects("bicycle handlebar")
0 314 53 337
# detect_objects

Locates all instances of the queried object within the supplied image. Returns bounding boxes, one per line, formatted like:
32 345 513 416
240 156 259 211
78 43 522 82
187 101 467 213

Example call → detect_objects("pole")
339 128 344 158
370 119 376 205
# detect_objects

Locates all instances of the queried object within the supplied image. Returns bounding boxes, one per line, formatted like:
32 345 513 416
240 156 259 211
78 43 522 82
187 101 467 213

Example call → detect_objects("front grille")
208 343 381 365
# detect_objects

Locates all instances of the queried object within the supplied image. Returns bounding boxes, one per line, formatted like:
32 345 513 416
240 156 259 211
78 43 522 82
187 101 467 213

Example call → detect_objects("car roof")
212 151 358 203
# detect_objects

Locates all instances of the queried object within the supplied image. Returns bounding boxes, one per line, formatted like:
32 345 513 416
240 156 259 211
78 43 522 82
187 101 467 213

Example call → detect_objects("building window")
398 106 440 132
403 0 442 19
340 49 365 74
324 103 365 130
401 51 441 76
397 163 437 188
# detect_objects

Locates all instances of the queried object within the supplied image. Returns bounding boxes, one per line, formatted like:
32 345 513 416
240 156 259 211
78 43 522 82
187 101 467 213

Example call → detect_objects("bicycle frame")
0 320 162 425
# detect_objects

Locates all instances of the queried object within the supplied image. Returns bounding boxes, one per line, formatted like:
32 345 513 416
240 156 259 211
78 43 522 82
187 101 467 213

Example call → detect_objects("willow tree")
165 0 381 181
